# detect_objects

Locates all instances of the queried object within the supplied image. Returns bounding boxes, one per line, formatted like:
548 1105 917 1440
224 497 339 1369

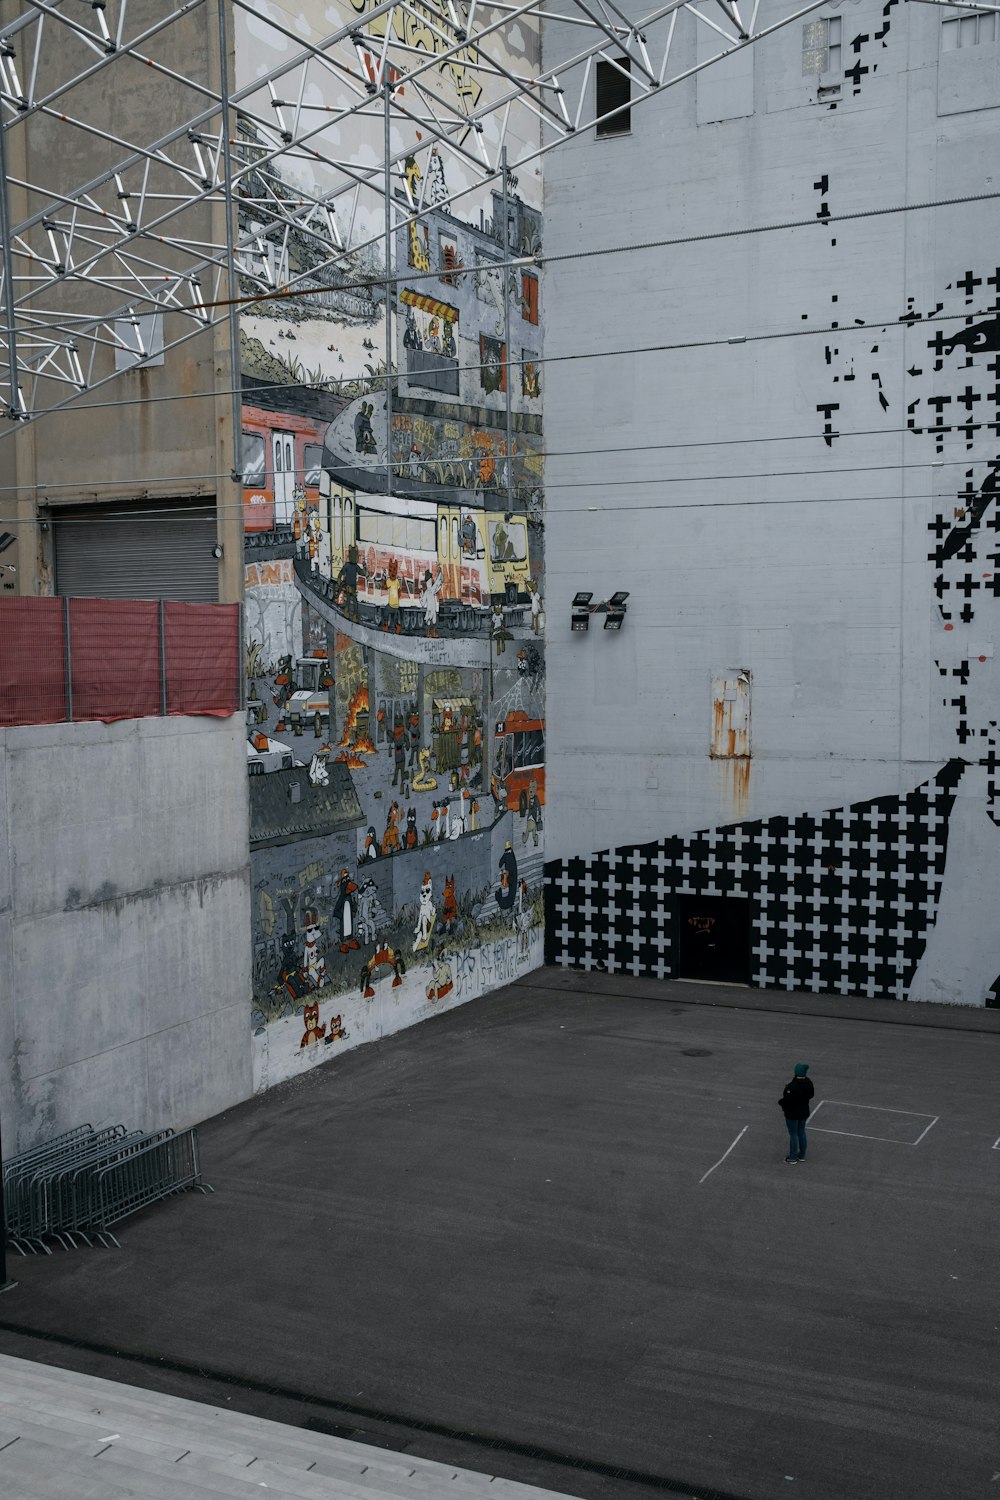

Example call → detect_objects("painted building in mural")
542 0 1000 1007
233 3 546 1089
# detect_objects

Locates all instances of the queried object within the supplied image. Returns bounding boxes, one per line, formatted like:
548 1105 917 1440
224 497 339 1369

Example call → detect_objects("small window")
241 432 266 486
942 8 996 48
303 444 323 486
521 729 544 766
802 17 841 74
596 57 631 136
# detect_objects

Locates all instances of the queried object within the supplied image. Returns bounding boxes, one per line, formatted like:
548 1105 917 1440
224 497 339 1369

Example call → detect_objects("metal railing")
2 1121 212 1253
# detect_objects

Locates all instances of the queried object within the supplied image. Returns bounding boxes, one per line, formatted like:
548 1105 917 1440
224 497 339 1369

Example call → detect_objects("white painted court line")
807 1100 939 1146
992 1135 1000 1151
811 1100 938 1119
699 1125 749 1184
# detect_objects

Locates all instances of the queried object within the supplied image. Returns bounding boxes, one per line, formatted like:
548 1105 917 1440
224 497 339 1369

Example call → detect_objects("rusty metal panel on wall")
711 670 751 759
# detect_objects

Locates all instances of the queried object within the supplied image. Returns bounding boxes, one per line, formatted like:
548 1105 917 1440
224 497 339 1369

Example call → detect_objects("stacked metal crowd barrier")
2 1123 211 1252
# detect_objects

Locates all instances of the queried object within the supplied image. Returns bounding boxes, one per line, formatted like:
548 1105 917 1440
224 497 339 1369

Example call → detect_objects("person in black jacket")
780 1063 815 1163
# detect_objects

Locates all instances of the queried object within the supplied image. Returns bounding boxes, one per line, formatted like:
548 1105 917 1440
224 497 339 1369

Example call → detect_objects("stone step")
0 1357 573 1500
199 1451 453 1500
0 1383 327 1471
0 1434 205 1500
0 1359 413 1473
0 1409 188 1461
0 1425 408 1500
113 1443 416 1500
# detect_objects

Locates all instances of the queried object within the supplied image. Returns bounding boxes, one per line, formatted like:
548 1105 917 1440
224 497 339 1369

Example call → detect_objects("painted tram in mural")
241 397 539 629
323 485 534 626
241 402 329 533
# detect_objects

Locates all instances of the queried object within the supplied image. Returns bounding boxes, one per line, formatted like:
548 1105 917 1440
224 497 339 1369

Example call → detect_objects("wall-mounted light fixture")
571 590 594 631
211 543 224 559
603 589 630 630
573 589 629 631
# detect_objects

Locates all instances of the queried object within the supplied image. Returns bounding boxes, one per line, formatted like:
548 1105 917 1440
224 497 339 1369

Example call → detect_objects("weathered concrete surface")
0 971 996 1500
0 714 252 1148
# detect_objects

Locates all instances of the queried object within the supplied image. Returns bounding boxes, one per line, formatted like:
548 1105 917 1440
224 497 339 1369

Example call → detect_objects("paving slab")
0 969 997 1500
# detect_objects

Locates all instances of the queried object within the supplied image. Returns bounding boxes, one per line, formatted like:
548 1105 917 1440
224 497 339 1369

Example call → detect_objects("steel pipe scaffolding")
0 0 958 430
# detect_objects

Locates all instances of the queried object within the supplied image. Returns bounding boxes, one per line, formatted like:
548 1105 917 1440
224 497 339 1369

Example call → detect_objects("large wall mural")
546 150 1000 1008
236 9 545 1088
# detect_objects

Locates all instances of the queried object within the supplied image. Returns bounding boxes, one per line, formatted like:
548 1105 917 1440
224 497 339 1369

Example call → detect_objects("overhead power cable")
1 294 996 430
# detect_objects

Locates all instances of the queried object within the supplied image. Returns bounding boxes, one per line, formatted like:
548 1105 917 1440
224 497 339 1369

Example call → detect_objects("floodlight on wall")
571 590 593 631
604 589 629 631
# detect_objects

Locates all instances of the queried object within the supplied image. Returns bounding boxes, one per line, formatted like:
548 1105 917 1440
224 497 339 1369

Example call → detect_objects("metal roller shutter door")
54 502 218 601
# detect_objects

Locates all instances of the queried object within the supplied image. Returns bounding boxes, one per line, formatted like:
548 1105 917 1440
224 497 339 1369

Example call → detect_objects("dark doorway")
677 895 750 984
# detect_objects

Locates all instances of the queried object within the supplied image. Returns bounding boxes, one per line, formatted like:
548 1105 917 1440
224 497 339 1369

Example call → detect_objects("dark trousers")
785 1118 807 1160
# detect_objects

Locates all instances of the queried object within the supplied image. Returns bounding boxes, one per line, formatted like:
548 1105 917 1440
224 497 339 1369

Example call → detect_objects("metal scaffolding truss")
0 0 953 433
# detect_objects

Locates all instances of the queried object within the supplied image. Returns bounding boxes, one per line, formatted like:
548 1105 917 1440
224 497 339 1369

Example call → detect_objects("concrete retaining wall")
0 714 253 1151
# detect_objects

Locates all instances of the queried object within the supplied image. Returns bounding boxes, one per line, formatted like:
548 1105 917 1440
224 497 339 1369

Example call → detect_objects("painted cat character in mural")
440 874 459 935
413 871 437 952
403 306 422 350
407 707 421 766
405 806 419 849
490 601 509 653
356 878 389 944
391 724 407 788
302 911 327 990
335 544 361 622
324 1014 348 1043
300 1000 326 1048
273 909 310 1004
381 800 401 855
333 870 360 953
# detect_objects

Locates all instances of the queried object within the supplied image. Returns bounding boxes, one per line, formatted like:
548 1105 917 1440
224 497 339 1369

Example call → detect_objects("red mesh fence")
164 602 240 717
0 597 240 728
68 598 161 722
0 598 67 725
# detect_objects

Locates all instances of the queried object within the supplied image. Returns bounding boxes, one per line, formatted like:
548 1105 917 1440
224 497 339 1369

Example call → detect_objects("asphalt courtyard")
1 969 997 1500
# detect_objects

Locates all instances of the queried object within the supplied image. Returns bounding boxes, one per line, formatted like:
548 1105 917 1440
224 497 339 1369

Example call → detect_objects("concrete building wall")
0 714 252 1150
542 0 1000 1004
0 0 242 602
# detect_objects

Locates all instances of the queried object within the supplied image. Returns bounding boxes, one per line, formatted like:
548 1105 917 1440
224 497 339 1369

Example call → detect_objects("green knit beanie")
794 1062 809 1077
